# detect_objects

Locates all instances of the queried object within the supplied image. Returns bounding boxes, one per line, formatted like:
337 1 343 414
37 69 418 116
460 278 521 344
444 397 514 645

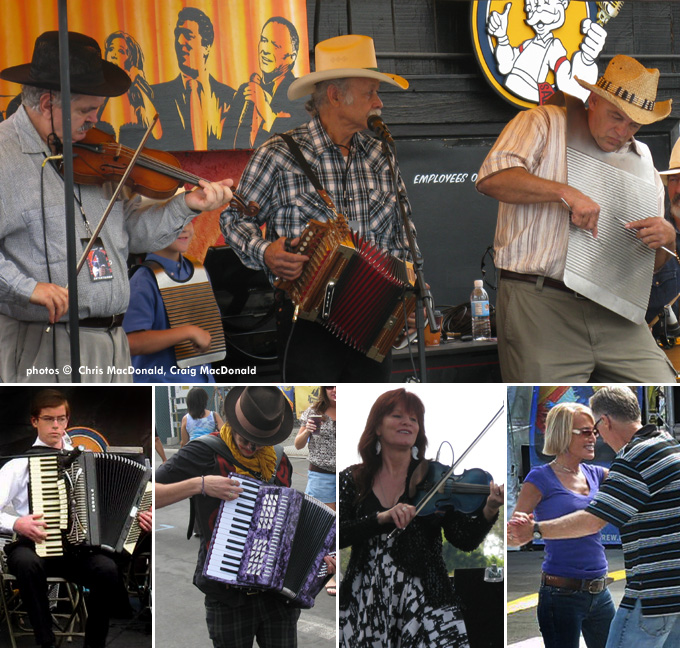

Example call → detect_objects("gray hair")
589 386 640 423
21 86 87 112
305 78 353 116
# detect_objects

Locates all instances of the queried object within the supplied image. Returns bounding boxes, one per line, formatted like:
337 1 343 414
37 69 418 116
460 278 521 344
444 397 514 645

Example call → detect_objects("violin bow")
46 115 159 333
387 402 505 540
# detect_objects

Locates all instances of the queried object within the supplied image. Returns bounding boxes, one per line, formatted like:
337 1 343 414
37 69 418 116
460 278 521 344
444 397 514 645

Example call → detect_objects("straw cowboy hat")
0 31 130 97
576 55 671 125
659 137 680 184
288 34 408 101
223 387 294 447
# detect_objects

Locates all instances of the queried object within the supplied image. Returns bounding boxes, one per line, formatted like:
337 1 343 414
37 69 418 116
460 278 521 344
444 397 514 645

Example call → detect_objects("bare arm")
180 416 189 448
477 167 601 237
214 412 225 430
155 475 244 509
512 481 543 516
127 325 211 356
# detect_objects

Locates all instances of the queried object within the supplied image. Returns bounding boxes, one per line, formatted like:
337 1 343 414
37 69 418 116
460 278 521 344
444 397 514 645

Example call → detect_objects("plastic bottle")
470 279 491 341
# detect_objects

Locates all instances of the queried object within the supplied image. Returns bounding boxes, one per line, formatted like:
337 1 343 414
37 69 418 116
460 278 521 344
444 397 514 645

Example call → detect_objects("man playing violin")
220 34 417 382
0 31 233 383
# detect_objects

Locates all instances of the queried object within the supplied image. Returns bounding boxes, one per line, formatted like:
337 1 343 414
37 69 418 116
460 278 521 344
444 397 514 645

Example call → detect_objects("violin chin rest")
408 459 431 499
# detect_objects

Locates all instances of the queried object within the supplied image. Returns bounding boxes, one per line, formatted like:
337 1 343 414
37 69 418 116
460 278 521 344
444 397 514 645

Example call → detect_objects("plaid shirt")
220 115 416 285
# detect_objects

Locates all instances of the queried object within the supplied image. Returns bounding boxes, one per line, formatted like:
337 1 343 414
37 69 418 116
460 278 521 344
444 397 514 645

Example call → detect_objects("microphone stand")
383 140 437 383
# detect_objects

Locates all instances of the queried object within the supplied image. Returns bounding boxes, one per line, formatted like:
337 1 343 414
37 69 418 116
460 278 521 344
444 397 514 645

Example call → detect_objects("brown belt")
79 314 125 329
499 270 585 298
541 573 607 594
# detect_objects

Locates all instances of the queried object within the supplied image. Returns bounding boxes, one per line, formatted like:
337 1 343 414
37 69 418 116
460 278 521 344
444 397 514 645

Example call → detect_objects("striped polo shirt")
587 424 680 616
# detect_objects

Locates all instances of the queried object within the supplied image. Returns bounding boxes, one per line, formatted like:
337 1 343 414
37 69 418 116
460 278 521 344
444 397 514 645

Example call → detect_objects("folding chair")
0 533 88 648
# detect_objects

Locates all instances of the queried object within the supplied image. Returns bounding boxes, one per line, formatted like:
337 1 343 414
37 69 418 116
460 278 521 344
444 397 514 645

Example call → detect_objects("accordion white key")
203 473 336 608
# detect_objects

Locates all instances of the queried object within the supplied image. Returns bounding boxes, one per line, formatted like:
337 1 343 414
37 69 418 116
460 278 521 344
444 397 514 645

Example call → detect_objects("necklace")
551 459 580 475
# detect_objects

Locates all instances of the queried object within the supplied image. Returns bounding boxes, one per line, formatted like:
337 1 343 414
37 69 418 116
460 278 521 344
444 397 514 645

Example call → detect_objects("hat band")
235 397 282 439
596 77 656 112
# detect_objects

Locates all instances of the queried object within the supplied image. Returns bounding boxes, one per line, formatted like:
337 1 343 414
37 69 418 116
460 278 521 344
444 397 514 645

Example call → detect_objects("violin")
69 126 259 215
410 460 492 516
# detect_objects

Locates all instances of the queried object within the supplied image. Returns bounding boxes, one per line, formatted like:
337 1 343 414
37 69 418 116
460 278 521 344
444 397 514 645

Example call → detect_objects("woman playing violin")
339 388 504 648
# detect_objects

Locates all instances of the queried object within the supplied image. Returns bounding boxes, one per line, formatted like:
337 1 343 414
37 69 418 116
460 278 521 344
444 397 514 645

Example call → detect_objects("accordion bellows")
277 217 416 362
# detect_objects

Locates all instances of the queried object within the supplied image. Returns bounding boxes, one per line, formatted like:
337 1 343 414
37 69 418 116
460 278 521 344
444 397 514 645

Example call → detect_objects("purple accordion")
203 472 336 609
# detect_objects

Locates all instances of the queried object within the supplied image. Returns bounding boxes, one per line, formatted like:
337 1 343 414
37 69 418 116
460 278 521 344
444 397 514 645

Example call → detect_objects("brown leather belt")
79 314 125 329
499 270 585 298
541 573 607 594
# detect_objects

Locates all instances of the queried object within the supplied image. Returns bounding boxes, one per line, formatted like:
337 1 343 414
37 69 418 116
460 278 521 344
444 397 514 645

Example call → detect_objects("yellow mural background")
0 0 309 117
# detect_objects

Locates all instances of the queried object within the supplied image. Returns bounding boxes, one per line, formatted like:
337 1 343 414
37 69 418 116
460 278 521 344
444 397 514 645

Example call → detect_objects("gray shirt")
0 106 196 321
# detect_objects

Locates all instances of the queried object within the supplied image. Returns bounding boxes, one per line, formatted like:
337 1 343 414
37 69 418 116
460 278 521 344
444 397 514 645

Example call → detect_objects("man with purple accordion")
220 34 416 382
0 389 152 648
156 386 336 648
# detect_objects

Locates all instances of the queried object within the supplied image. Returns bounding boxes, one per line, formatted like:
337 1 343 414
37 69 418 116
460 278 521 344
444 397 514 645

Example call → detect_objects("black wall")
0 386 152 458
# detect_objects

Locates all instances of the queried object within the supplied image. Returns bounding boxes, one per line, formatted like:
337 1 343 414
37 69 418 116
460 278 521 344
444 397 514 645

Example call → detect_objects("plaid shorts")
205 593 301 648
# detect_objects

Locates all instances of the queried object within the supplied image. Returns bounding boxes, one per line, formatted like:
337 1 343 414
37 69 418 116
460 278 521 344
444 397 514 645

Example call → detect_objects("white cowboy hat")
288 34 408 101
659 137 680 185
576 54 671 125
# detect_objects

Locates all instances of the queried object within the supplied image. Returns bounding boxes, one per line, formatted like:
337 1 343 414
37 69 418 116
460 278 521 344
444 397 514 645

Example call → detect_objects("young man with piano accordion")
0 389 152 648
156 386 335 648
220 35 416 382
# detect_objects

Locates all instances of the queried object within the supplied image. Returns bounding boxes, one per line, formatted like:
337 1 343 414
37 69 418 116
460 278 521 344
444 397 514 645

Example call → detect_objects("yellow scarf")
220 424 277 481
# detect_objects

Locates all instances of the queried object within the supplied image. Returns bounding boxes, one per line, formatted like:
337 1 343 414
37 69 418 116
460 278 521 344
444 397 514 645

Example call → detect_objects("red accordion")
276 216 415 362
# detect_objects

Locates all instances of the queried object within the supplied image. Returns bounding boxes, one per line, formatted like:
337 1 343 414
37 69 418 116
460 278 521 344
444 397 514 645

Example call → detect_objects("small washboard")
147 260 227 368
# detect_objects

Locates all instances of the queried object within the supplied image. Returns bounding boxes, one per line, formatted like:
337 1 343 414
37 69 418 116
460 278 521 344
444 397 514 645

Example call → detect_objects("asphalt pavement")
154 438 337 648
507 546 626 647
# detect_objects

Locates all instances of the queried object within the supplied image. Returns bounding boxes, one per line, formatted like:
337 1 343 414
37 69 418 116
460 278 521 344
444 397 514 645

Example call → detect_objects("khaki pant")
497 277 677 383
0 314 133 383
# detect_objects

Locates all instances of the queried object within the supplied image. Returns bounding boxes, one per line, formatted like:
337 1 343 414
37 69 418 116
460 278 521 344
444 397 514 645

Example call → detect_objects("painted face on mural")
258 21 297 80
524 0 568 37
105 37 130 71
175 20 209 77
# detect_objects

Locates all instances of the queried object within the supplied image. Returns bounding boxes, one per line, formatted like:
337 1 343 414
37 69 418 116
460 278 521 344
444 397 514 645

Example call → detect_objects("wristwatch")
533 522 542 541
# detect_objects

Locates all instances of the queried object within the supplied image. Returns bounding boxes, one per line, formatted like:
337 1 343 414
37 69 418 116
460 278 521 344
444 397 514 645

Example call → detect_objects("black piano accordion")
28 451 152 557
203 473 336 608
277 213 416 362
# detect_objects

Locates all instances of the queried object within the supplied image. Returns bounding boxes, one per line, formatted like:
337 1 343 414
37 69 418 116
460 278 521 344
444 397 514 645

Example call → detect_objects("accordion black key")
203 473 336 608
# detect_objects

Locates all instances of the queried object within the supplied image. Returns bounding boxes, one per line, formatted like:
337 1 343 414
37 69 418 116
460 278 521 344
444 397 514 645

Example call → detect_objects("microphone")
367 115 394 145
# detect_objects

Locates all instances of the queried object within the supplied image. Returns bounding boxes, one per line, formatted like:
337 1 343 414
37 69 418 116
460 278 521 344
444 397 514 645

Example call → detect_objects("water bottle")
470 279 491 341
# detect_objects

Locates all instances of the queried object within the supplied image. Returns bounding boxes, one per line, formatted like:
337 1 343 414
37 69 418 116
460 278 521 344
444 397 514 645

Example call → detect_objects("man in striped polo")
510 386 680 647
477 55 677 382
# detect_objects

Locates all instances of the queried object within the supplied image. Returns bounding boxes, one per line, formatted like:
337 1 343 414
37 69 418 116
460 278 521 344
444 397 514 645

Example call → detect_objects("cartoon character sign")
472 0 610 109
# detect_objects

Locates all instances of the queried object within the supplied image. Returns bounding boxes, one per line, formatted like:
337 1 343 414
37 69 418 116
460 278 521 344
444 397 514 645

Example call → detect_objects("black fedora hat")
224 387 294 447
0 31 130 97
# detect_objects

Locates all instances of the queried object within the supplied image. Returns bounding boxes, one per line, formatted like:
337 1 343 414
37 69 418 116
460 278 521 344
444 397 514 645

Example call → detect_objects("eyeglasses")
593 417 603 435
572 426 598 438
38 416 68 424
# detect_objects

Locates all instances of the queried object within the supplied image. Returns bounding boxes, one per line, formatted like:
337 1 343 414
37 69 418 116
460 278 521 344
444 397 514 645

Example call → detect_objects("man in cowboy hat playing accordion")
156 386 334 647
0 31 233 383
220 34 416 383
477 54 678 383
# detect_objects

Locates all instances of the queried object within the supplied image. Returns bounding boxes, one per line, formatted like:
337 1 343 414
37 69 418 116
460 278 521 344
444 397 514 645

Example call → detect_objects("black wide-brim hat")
0 31 130 97
224 387 294 447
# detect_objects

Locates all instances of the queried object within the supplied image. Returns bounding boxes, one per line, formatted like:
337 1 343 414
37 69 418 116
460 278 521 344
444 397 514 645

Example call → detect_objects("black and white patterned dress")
339 464 496 648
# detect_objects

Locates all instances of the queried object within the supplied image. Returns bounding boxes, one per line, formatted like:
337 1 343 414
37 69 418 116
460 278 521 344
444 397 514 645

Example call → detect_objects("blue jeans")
606 599 680 648
537 584 616 648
